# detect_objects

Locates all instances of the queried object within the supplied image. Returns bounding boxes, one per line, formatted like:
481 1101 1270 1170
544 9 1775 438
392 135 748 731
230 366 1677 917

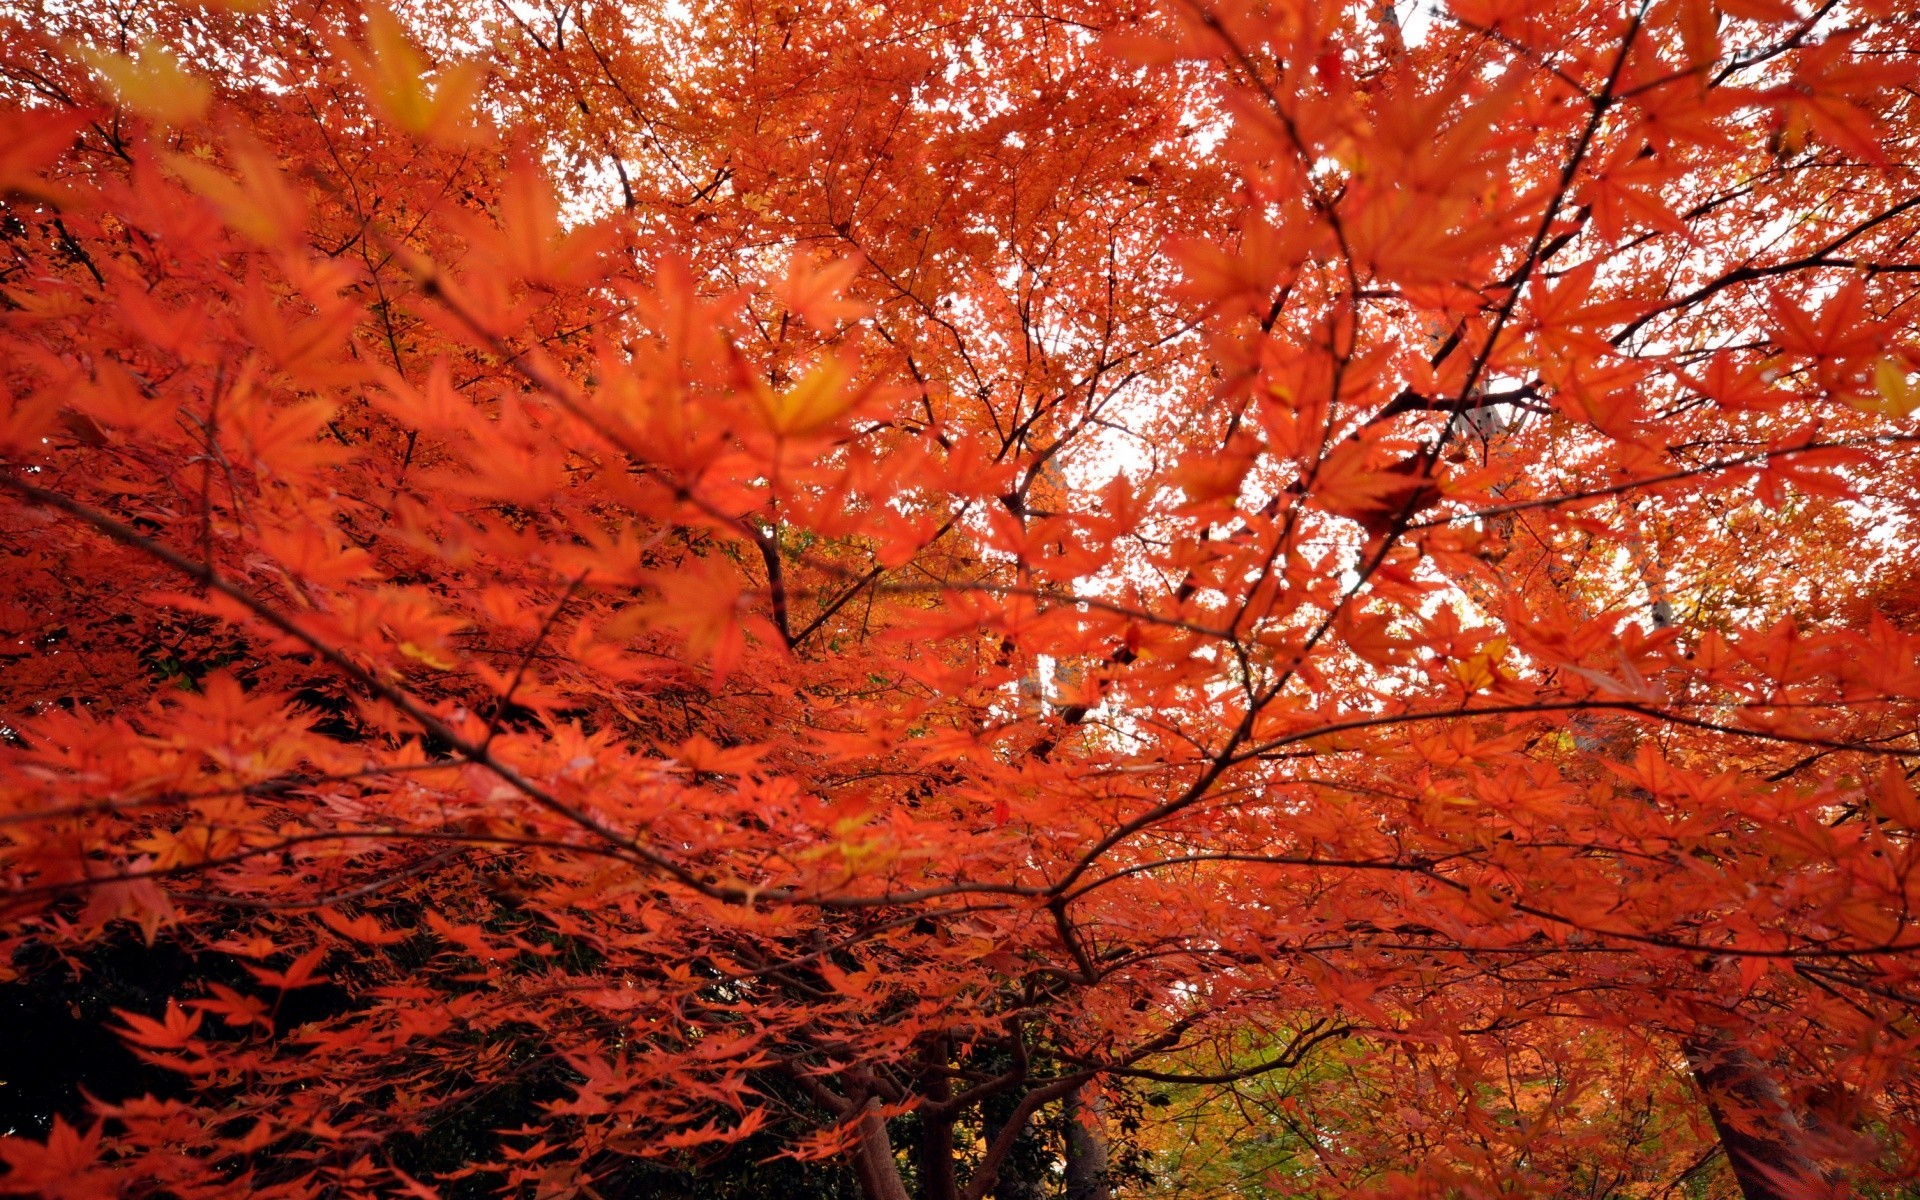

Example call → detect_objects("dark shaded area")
0 934 354 1139
599 1153 863 1200
0 937 201 1139
0 932 861 1198
1 922 1140 1199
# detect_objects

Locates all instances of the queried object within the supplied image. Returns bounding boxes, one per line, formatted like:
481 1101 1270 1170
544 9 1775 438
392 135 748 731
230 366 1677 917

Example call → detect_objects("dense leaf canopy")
2 0 1919 1197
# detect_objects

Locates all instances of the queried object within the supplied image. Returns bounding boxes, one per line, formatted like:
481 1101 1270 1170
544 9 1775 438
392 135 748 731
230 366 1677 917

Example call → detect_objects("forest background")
2 0 1920 1198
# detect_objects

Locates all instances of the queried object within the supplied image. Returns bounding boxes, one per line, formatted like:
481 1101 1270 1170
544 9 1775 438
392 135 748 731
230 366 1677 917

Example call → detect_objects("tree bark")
963 1073 1093 1200
1062 1084 1112 1200
850 1097 913 1200
1686 1037 1831 1200
978 1115 1044 1200
918 1063 960 1200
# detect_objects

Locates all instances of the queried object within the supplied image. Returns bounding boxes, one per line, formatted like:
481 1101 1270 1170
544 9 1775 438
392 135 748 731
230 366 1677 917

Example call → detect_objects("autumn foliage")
3 0 1920 1196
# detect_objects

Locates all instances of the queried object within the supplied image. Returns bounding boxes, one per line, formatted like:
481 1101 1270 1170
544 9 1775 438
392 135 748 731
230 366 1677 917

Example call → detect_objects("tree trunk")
1686 1037 1831 1200
917 1075 960 1200
978 1114 1044 1200
1062 1084 1112 1200
850 1097 913 1200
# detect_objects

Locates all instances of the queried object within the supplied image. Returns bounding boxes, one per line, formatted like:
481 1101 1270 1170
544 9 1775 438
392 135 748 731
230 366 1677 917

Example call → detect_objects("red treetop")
2 1 1919 1197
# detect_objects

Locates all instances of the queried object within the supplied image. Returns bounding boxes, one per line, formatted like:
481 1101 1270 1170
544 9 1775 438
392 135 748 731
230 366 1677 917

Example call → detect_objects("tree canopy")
2 0 1919 1197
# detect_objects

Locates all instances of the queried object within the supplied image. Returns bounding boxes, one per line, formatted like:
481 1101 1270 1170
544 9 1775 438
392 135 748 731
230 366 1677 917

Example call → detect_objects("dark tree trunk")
1686 1037 1831 1200
851 1098 913 1200
976 1116 1043 1200
917 1065 960 1200
1062 1084 1111 1200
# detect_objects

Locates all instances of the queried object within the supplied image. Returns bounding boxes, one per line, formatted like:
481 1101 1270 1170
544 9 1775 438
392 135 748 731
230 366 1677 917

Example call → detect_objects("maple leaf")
3 3 1920 1197
1311 440 1442 535
340 5 484 142
74 41 209 127
244 947 328 992
1171 430 1262 508
190 983 274 1032
1860 357 1920 419
1769 279 1883 364
317 906 413 946
777 254 869 329
750 352 874 439
628 556 773 681
0 107 92 205
110 1001 205 1051
0 1118 111 1200
166 135 306 250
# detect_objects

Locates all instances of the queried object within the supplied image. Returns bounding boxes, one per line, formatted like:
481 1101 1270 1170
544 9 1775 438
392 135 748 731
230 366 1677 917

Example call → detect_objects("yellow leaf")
757 355 862 438
1863 357 1920 418
1450 637 1509 693
166 135 305 248
75 41 210 127
398 641 456 671
345 7 483 142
